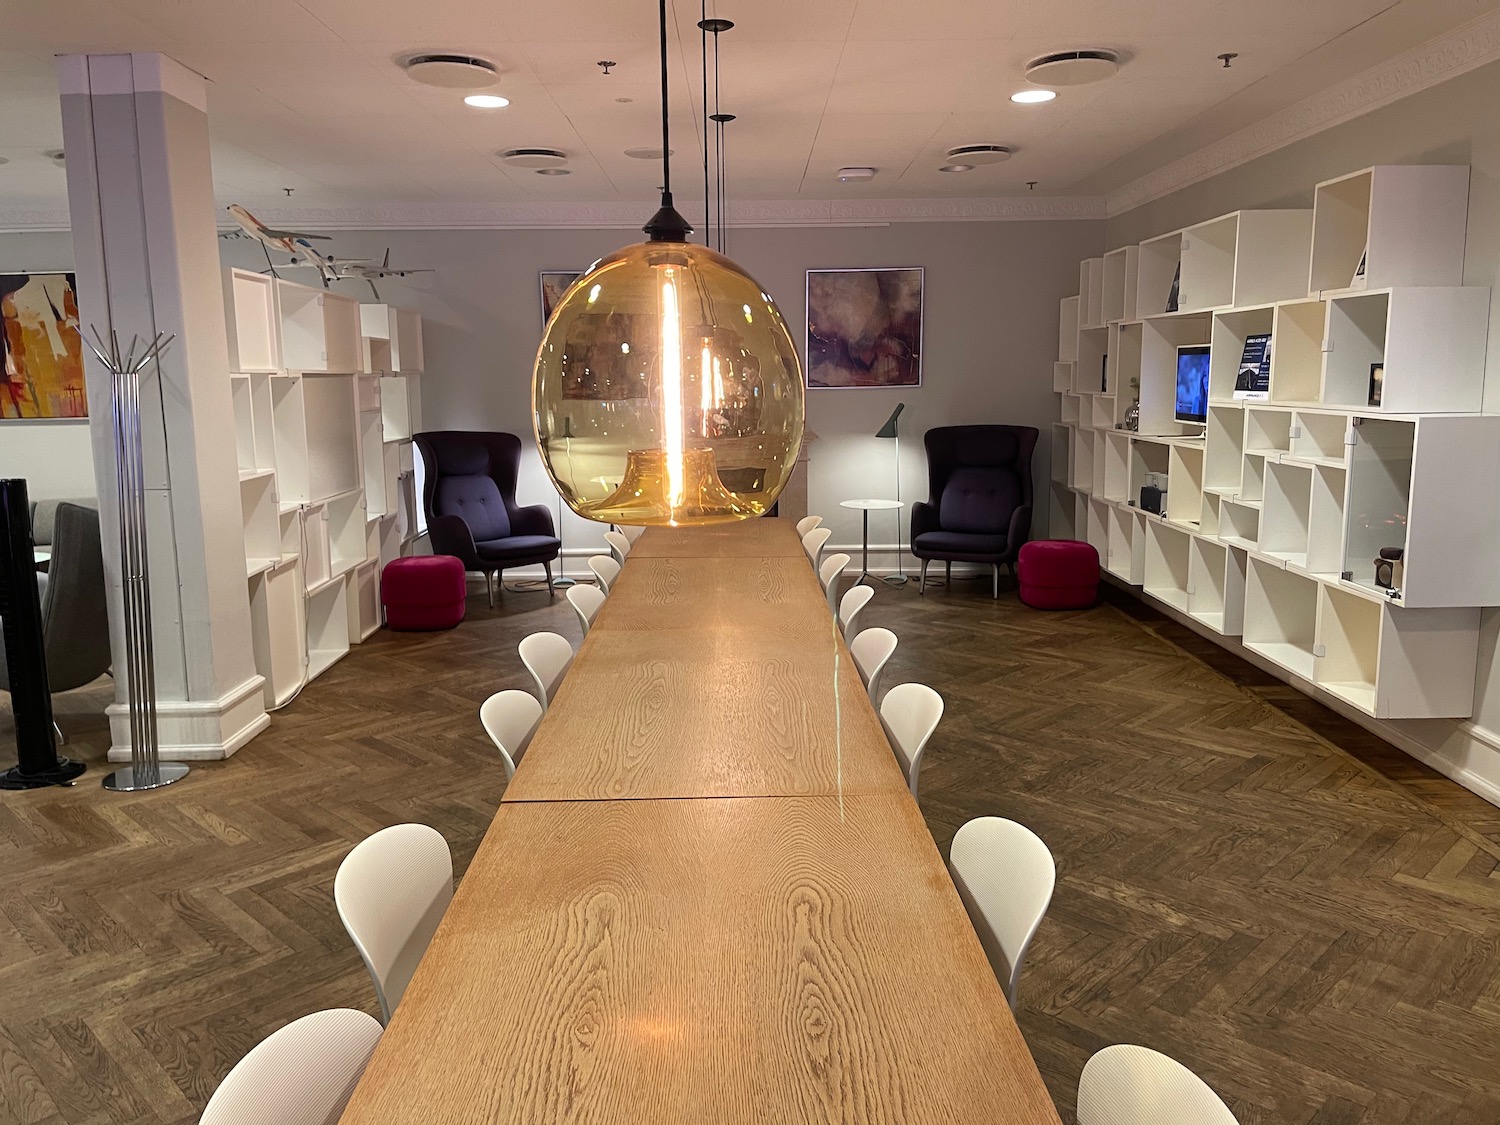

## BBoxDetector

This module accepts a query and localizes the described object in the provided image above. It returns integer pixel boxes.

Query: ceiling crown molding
[0,206,71,232]
[1106,7,1500,217]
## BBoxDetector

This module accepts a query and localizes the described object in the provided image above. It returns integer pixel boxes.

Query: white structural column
[58,53,268,761]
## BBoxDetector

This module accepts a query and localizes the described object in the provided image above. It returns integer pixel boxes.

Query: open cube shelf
[1260,460,1312,569]
[1106,505,1145,584]
[226,269,280,372]
[1180,209,1311,313]
[1269,299,1327,406]
[1204,405,1244,493]
[279,281,360,373]
[1102,432,1131,502]
[1143,520,1191,611]
[1138,314,1211,435]
[1208,307,1274,405]
[1058,296,1080,362]
[1188,537,1246,635]
[1244,558,1318,680]
[1219,498,1260,551]
[1166,442,1204,528]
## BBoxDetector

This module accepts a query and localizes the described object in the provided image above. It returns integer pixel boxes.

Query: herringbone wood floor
[3,573,1500,1124]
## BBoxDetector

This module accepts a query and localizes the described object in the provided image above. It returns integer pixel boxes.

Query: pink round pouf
[1017,540,1100,610]
[381,555,468,630]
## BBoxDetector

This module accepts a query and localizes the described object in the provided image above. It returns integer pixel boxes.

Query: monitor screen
[1175,345,1211,424]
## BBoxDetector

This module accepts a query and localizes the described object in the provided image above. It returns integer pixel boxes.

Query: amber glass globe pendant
[531,1,804,527]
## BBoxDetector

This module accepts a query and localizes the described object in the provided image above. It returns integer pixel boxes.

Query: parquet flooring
[3,570,1500,1124]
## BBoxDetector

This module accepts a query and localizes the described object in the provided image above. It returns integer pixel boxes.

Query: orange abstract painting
[1,274,87,419]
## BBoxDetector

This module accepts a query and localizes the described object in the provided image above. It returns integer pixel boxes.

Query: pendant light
[532,0,805,527]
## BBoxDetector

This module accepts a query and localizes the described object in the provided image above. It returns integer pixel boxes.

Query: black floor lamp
[876,403,908,586]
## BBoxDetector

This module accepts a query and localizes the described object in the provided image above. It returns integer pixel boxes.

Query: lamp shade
[875,403,905,439]
[533,240,804,526]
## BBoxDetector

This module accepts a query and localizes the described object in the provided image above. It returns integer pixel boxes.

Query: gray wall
[0,230,95,500]
[1108,56,1500,795]
[224,218,1103,559]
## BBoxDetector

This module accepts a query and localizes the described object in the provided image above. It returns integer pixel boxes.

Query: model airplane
[324,249,435,299]
[223,204,339,284]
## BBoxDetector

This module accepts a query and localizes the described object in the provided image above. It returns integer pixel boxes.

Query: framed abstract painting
[539,271,582,326]
[1,273,87,419]
[805,267,923,389]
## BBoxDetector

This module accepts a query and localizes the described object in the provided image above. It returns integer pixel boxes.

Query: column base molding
[106,675,269,762]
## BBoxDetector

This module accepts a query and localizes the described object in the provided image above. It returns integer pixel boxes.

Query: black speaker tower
[0,479,86,789]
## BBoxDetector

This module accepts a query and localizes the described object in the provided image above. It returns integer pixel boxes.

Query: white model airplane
[326,249,435,299]
[223,204,340,284]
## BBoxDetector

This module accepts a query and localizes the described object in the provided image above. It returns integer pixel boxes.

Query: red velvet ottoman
[1018,540,1100,610]
[381,555,468,630]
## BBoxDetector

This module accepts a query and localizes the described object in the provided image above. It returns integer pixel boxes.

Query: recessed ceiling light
[836,166,877,182]
[947,145,1012,166]
[499,147,568,168]
[939,164,974,174]
[464,93,509,108]
[1024,49,1121,86]
[401,52,500,89]
[536,168,571,176]
[624,147,671,160]
[45,149,64,165]
[615,97,634,104]
[1011,88,1056,104]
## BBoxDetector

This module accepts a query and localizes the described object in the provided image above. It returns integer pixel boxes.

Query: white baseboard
[106,674,269,762]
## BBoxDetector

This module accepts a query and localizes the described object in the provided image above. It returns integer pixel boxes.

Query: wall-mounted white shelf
[1188,536,1246,636]
[1179,210,1313,313]
[1244,557,1318,680]
[1166,443,1204,528]
[1137,229,1183,318]
[1103,245,1139,324]
[1138,314,1210,435]
[279,282,360,373]
[348,560,382,643]
[1143,519,1191,611]
[1058,296,1080,362]
[1106,504,1145,585]
[1268,298,1327,406]
[248,560,305,708]
[1080,258,1105,329]
[225,269,280,373]
[1207,306,1274,405]
[306,575,351,681]
[1309,164,1470,296]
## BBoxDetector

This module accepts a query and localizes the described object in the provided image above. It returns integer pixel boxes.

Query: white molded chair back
[819,552,850,614]
[838,583,874,639]
[568,583,608,635]
[947,816,1055,1010]
[802,526,832,567]
[334,825,453,1024]
[880,682,944,797]
[619,524,647,545]
[588,554,622,594]
[1077,1045,1240,1125]
[479,689,544,780]
[603,529,632,564]
[519,630,574,709]
[200,1008,383,1125]
[795,515,823,537]
[849,626,896,702]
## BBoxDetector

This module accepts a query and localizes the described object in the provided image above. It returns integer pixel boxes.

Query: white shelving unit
[223,269,428,712]
[1048,164,1497,721]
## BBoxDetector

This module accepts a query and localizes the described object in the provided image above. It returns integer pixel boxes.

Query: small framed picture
[539,271,581,326]
[1368,362,1385,407]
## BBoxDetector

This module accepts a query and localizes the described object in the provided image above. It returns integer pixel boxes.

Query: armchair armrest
[1004,503,1033,562]
[508,503,556,538]
[427,513,481,570]
[911,500,940,540]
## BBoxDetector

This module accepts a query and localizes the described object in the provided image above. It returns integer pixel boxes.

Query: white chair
[849,626,896,702]
[795,515,823,537]
[588,554,622,594]
[200,1008,383,1125]
[947,816,1055,1011]
[334,824,454,1024]
[568,584,607,636]
[603,529,632,565]
[479,689,544,780]
[519,630,574,709]
[838,583,874,639]
[802,526,831,568]
[619,524,647,545]
[879,682,944,797]
[819,552,850,615]
[1078,1045,1240,1125]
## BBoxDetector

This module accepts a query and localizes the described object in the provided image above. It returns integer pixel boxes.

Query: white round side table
[839,499,906,585]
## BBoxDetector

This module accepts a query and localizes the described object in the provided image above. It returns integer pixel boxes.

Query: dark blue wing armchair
[911,425,1038,598]
[414,431,561,605]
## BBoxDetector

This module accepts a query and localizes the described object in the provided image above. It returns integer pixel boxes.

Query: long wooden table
[339,519,1062,1125]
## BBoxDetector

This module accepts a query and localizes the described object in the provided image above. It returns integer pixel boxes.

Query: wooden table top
[339,516,1061,1125]
[339,795,1063,1125]
[626,516,808,559]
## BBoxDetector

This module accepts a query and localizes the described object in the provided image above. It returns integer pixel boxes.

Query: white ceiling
[0,0,1492,214]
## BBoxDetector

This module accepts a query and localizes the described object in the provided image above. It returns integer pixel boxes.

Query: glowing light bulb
[660,271,684,514]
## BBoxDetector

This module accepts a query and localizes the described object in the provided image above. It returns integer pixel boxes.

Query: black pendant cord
[644,0,692,241]
[701,1,711,250]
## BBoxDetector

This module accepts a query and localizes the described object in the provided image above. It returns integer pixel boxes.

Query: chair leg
[53,721,65,746]
[993,562,1000,599]
[919,559,929,595]
[543,560,555,597]
[485,571,495,608]
[945,561,952,585]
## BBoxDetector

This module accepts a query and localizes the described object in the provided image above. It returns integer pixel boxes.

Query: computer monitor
[1174,345,1211,425]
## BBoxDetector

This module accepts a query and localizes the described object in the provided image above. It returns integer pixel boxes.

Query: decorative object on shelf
[82,328,188,792]
[1368,362,1384,407]
[1,273,86,419]
[1100,352,1108,393]
[531,0,804,527]
[1164,261,1181,313]
[1351,245,1368,289]
[539,271,581,325]
[874,401,908,585]
[1124,376,1140,432]
[1373,546,1404,592]
[806,268,923,389]
[1234,332,1272,401]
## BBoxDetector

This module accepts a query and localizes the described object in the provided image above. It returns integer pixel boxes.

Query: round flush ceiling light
[535,168,571,176]
[946,144,1012,166]
[499,147,568,168]
[402,52,500,88]
[464,93,509,108]
[1024,49,1121,86]
[624,147,672,160]
[1011,88,1057,104]
[939,163,974,173]
[836,166,877,182]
